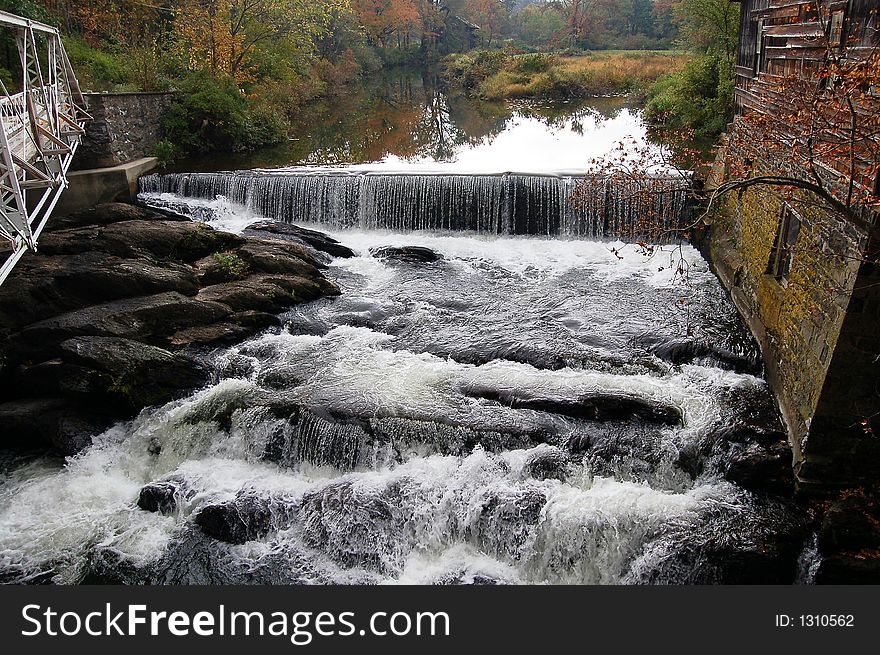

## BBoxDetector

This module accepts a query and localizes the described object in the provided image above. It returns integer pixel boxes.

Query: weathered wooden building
[706,0,879,578]
[734,1,877,110]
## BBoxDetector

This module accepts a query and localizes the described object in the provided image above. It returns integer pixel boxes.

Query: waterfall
[139,170,691,239]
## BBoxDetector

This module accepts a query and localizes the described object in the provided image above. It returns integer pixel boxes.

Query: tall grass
[446,51,689,101]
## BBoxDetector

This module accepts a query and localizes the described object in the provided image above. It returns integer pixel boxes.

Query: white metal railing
[0,10,90,285]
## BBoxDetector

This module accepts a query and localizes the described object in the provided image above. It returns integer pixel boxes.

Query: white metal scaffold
[0,10,90,285]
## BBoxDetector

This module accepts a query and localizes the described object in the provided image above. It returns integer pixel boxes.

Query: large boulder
[523,446,571,481]
[236,240,326,275]
[0,203,343,457]
[194,494,297,544]
[37,220,245,262]
[0,251,199,334]
[0,397,115,455]
[469,489,546,560]
[632,496,810,584]
[464,387,682,426]
[371,245,443,264]
[137,477,193,515]
[45,202,186,231]
[300,481,399,572]
[243,220,355,259]
[59,336,209,409]
[15,291,232,351]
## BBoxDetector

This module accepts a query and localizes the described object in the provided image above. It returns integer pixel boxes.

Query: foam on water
[0,197,802,585]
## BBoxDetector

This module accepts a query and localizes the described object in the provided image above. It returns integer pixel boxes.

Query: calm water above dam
[0,72,813,585]
[174,69,659,175]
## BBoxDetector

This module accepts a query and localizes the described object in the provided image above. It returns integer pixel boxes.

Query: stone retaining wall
[701,120,880,492]
[73,92,174,170]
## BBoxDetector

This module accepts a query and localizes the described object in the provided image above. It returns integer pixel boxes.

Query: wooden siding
[733,0,879,115]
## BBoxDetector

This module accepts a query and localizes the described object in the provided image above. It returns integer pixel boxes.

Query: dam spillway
[139,170,690,239]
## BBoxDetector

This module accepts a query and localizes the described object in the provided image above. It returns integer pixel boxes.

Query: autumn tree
[173,0,348,81]
[673,0,740,67]
[580,1,880,250]
[355,0,421,48]
[465,0,508,46]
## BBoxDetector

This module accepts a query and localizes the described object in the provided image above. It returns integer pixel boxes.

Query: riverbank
[0,203,350,457]
[444,51,688,101]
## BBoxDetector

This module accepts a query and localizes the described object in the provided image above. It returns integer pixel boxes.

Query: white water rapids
[0,196,809,584]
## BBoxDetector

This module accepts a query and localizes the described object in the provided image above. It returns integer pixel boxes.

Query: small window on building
[828,10,845,47]
[767,205,802,283]
[754,19,765,74]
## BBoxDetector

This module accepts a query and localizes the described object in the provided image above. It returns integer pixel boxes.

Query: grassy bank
[445,50,689,101]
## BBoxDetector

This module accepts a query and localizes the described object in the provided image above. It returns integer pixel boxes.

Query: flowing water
[0,73,809,585]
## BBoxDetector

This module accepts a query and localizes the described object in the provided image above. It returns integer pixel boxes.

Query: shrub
[459,52,686,101]
[163,72,287,155]
[445,50,507,90]
[511,53,555,75]
[64,37,129,89]
[212,252,249,280]
[149,139,177,170]
[644,54,734,139]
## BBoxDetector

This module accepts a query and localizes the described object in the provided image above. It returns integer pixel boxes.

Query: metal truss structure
[0,10,90,285]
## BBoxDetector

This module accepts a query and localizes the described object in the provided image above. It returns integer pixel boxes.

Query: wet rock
[263,410,369,470]
[566,433,592,454]
[0,202,342,458]
[0,251,199,334]
[229,310,281,330]
[720,441,794,495]
[818,495,880,553]
[639,334,762,374]
[81,528,332,585]
[37,219,245,263]
[369,415,542,461]
[301,481,400,573]
[815,555,880,584]
[323,296,398,329]
[524,446,571,481]
[194,494,297,545]
[633,496,810,584]
[16,292,232,351]
[697,384,794,494]
[0,398,115,455]
[45,202,183,231]
[194,274,337,319]
[197,277,294,313]
[436,572,505,585]
[469,489,546,559]
[371,245,443,264]
[137,478,190,515]
[243,221,355,258]
[78,548,149,585]
[14,359,113,399]
[237,240,326,275]
[709,385,788,445]
[466,387,682,426]
[59,336,209,409]
[168,322,253,348]
[573,422,695,491]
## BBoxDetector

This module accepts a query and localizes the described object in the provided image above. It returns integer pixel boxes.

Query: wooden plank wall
[731,0,879,195]
[734,0,878,115]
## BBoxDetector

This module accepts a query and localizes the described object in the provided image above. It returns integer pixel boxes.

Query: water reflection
[175,69,655,174]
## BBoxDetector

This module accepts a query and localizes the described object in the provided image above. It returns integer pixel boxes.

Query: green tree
[673,0,739,66]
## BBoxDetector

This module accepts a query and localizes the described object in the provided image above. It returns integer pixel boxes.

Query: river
[0,70,812,585]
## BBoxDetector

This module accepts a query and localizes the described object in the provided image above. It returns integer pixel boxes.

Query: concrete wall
[73,92,174,170]
[702,121,879,493]
[55,158,158,217]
